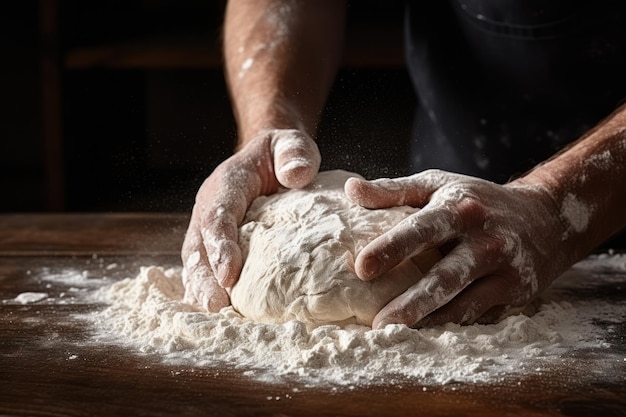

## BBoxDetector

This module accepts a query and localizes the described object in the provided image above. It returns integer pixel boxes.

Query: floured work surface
[0,214,625,417]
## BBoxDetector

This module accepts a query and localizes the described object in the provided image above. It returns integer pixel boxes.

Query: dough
[230,170,438,328]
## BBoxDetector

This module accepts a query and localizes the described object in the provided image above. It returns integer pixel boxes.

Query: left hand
[181,129,320,312]
[344,169,569,329]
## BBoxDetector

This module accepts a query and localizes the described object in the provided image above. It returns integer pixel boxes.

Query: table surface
[1,213,625,417]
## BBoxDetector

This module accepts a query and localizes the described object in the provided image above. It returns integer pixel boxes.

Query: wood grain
[0,213,188,255]
[0,214,624,417]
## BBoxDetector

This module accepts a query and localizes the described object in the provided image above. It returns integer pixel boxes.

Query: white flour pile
[86,253,626,386]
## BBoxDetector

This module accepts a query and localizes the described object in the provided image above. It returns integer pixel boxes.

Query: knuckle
[420,168,446,178]
[451,193,486,229]
[272,130,308,152]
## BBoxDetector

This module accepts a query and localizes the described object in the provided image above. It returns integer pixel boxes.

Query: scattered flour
[237,57,254,79]
[3,266,113,306]
[13,292,48,304]
[560,193,592,235]
[86,254,626,386]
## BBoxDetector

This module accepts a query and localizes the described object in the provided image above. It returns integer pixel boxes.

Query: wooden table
[1,213,625,417]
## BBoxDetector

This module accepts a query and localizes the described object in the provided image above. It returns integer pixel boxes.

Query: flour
[561,193,592,235]
[86,253,626,387]
[13,292,48,304]
[234,0,294,80]
[2,267,110,306]
[587,149,613,171]
[237,57,254,79]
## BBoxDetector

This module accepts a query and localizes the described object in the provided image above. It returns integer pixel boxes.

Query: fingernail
[361,256,381,280]
[374,317,392,329]
[216,262,238,289]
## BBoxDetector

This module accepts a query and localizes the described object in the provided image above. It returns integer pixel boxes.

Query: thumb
[271,129,321,189]
[345,170,450,209]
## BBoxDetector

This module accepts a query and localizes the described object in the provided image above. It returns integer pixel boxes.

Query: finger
[181,215,230,312]
[372,243,490,329]
[197,167,260,288]
[182,261,230,312]
[345,176,430,209]
[202,224,243,289]
[414,274,514,327]
[355,201,482,281]
[344,169,453,209]
[271,129,321,189]
[200,204,243,289]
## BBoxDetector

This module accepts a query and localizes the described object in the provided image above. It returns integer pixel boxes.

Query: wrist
[508,170,590,267]
[510,161,613,265]
[235,95,313,149]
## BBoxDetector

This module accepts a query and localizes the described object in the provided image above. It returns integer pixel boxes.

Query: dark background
[1,0,414,213]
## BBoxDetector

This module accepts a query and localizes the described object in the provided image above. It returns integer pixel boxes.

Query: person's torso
[405,0,626,181]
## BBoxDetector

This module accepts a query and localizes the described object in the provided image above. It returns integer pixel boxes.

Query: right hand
[344,170,569,329]
[181,129,321,312]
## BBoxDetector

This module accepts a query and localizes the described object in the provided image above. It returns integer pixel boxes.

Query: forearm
[224,0,347,146]
[514,104,626,262]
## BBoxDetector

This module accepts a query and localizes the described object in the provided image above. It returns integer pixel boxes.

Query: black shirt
[405,0,626,182]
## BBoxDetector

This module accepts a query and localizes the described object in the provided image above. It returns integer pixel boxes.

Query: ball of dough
[230,170,438,328]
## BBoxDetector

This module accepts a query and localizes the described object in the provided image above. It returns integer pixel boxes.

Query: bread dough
[230,170,438,328]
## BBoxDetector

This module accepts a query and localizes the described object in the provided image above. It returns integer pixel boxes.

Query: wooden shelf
[65,32,222,69]
[64,26,404,70]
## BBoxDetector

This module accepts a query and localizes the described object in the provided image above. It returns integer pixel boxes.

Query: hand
[181,129,321,311]
[344,169,569,329]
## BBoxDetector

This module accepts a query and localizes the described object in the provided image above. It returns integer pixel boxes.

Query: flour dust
[68,253,626,387]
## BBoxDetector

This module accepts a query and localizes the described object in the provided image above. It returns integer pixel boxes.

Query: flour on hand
[229,170,439,328]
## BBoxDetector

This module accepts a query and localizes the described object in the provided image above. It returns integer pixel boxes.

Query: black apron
[405,0,626,183]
